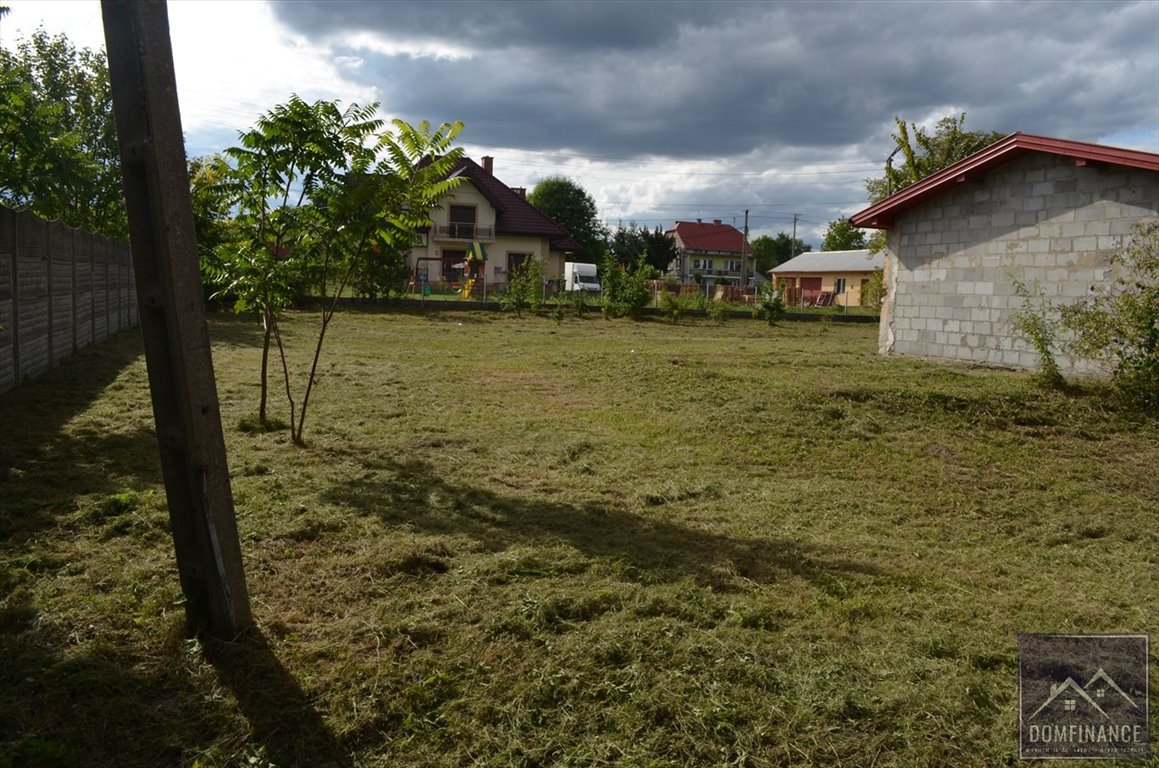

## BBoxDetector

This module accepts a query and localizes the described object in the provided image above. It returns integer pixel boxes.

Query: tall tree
[751,233,811,274]
[866,113,1004,204]
[527,176,608,263]
[0,28,125,238]
[864,113,1004,253]
[610,222,679,273]
[821,217,867,251]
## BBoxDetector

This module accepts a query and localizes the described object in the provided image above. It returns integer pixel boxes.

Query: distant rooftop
[667,220,748,253]
[769,249,881,274]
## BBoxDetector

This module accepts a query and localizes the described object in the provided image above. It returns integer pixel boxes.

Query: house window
[726,260,742,271]
[693,258,713,271]
[507,252,531,275]
[834,278,847,295]
[448,205,476,239]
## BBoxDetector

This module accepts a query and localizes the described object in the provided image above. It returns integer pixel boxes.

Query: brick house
[666,219,752,286]
[850,133,1159,375]
[407,156,579,291]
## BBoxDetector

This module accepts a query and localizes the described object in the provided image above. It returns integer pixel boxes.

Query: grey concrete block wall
[0,208,137,393]
[880,153,1159,376]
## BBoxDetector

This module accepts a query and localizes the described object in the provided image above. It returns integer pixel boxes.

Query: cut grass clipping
[2,310,1156,767]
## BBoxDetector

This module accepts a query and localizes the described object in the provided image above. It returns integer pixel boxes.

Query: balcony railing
[436,223,494,241]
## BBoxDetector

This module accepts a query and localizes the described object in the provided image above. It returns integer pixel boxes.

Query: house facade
[769,249,882,307]
[850,133,1159,375]
[666,220,752,286]
[407,156,579,290]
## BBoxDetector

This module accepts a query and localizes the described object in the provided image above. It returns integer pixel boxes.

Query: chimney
[713,219,722,225]
[482,156,494,175]
[512,186,526,199]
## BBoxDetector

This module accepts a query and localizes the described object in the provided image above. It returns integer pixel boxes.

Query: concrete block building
[851,134,1159,375]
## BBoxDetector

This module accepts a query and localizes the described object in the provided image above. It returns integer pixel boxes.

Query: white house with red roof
[665,219,752,286]
[407,156,579,292]
[850,133,1159,374]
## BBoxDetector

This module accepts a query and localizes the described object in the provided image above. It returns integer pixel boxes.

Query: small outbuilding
[769,249,882,307]
[851,133,1159,375]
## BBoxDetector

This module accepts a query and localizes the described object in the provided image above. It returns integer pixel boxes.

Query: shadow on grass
[0,609,349,767]
[323,457,884,590]
[205,310,268,348]
[206,629,352,768]
[0,611,215,767]
[0,331,163,540]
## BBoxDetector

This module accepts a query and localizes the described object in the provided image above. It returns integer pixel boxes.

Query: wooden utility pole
[101,0,252,638]
[742,209,749,290]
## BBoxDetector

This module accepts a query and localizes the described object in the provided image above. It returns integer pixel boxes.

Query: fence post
[11,212,21,385]
[102,0,252,638]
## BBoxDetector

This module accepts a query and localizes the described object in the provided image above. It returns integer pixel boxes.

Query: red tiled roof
[666,220,749,253]
[446,157,580,252]
[851,132,1159,229]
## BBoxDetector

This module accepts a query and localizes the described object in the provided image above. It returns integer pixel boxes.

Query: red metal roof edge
[850,132,1159,229]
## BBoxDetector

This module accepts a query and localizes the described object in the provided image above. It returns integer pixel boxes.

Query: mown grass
[1,309,1156,767]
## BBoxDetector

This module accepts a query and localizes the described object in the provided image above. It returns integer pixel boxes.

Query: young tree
[216,96,464,441]
[821,217,867,251]
[0,28,126,238]
[528,176,608,263]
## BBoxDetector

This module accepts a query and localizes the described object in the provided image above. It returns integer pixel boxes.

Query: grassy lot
[1,310,1155,767]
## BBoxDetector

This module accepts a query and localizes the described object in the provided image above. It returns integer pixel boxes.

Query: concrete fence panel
[0,207,136,393]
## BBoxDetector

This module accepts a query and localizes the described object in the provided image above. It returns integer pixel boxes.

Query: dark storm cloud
[269,0,1155,236]
[274,0,1159,160]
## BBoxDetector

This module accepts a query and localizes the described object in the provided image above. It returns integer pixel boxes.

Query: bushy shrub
[601,254,652,319]
[1011,277,1066,389]
[861,268,884,310]
[1060,221,1159,411]
[499,257,544,316]
[752,283,785,325]
[659,292,687,323]
[707,299,729,324]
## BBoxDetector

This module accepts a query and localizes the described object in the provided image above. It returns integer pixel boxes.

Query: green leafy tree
[528,176,608,263]
[216,95,463,441]
[865,113,1004,254]
[0,28,125,238]
[821,217,867,251]
[865,114,1005,203]
[188,153,236,294]
[610,222,679,273]
[750,233,811,274]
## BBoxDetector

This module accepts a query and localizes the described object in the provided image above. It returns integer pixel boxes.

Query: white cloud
[4,0,379,147]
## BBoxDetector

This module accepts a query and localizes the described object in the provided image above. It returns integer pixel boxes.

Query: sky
[4,0,1159,246]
